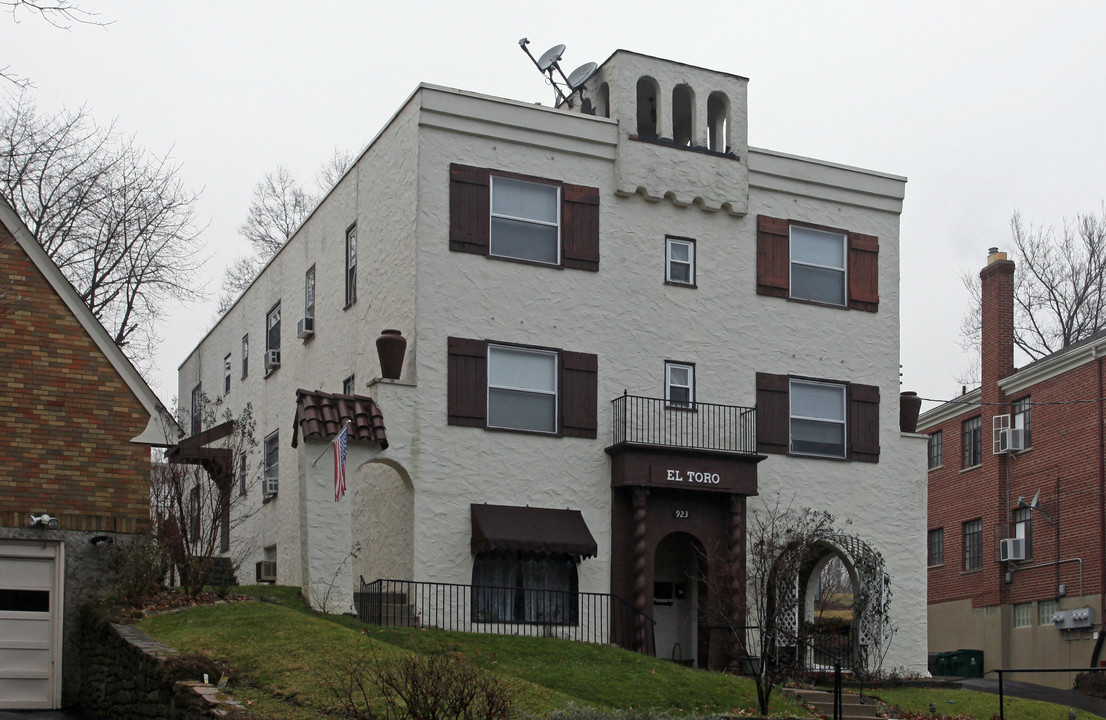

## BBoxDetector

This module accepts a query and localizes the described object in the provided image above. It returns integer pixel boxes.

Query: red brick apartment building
[919,248,1106,688]
[0,195,173,709]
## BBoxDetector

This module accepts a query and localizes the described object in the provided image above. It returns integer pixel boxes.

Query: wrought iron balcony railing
[610,393,757,454]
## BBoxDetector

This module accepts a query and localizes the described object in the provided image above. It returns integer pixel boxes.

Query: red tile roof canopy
[292,389,388,449]
[470,504,598,559]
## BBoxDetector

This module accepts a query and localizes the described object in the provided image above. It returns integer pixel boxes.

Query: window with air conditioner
[265,302,281,374]
[263,430,279,497]
[1000,537,1026,562]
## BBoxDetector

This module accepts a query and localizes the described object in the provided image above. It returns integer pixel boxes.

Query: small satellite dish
[1030,489,1041,509]
[566,62,598,90]
[538,44,566,71]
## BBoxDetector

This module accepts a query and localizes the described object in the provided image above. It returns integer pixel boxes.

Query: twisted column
[632,488,649,650]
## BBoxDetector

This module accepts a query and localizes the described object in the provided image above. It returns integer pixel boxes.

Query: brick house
[920,248,1106,687]
[0,195,174,709]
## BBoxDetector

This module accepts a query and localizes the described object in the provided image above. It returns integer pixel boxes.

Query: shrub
[1074,670,1106,698]
[108,534,168,605]
[330,651,516,720]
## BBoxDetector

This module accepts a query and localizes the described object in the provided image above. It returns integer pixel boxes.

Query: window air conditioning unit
[265,349,281,370]
[297,316,314,339]
[998,428,1025,453]
[1000,537,1026,562]
[255,560,277,583]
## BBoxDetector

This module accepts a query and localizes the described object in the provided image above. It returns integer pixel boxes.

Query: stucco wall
[177,96,422,590]
[179,60,926,674]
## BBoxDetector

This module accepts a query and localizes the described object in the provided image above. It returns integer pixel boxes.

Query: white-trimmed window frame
[489,175,561,265]
[486,344,559,434]
[1014,602,1033,628]
[343,375,356,396]
[345,224,357,307]
[223,354,232,395]
[789,379,847,458]
[263,430,279,497]
[665,361,695,408]
[305,264,316,320]
[665,236,695,286]
[241,334,249,378]
[790,225,847,306]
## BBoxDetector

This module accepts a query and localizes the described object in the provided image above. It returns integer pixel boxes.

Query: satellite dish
[566,62,598,90]
[537,44,566,71]
[1030,489,1041,509]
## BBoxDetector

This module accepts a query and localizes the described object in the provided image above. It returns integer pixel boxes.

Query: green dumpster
[935,651,955,677]
[949,649,984,678]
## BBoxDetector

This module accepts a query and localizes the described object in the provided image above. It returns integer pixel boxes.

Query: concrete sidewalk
[957,677,1106,718]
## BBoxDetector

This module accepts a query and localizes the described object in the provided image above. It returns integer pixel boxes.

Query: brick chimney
[980,246,1016,396]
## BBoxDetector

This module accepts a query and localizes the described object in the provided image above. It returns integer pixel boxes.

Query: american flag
[333,425,348,502]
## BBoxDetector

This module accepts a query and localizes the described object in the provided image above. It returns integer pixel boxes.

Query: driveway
[958,677,1106,718]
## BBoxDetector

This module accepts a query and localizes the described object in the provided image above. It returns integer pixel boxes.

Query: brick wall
[0,222,151,532]
[926,359,1106,609]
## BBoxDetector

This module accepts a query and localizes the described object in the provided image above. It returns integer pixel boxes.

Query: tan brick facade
[0,222,151,533]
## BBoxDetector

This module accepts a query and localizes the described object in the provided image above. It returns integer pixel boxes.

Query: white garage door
[0,542,63,709]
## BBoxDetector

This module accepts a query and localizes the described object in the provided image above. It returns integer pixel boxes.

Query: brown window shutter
[561,350,598,438]
[756,372,789,454]
[447,337,487,427]
[848,232,879,312]
[562,183,600,271]
[449,164,491,255]
[756,215,790,298]
[848,382,880,462]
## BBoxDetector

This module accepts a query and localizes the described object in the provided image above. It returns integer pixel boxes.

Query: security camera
[29,514,59,529]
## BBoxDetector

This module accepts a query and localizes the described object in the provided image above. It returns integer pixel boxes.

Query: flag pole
[311,420,351,466]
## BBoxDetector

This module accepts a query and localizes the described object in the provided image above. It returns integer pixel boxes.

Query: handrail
[358,577,655,657]
[610,393,757,453]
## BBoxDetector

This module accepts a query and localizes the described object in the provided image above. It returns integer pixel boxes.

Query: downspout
[1092,353,1106,667]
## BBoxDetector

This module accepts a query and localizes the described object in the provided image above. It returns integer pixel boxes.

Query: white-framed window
[789,379,846,457]
[223,354,232,395]
[190,383,203,437]
[790,225,847,306]
[1014,602,1033,628]
[345,224,357,307]
[343,375,356,395]
[266,303,281,353]
[487,344,558,433]
[1039,599,1059,626]
[305,264,316,319]
[490,176,560,265]
[238,452,247,497]
[665,236,695,285]
[263,431,279,497]
[665,361,694,407]
[1013,396,1032,448]
[241,334,249,378]
[1014,506,1033,558]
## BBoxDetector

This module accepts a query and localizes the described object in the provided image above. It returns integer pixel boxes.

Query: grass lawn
[869,685,1106,720]
[139,585,806,719]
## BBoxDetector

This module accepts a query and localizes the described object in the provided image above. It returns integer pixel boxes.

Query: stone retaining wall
[80,608,241,719]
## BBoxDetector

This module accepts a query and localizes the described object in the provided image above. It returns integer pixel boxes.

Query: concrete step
[785,687,883,719]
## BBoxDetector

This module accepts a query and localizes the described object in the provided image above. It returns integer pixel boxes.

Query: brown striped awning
[291,389,388,449]
[470,504,597,559]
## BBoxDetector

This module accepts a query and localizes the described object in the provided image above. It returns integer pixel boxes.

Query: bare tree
[2,1,107,88]
[218,149,352,312]
[317,146,353,191]
[0,95,207,368]
[960,206,1106,362]
[699,497,842,715]
[153,395,260,595]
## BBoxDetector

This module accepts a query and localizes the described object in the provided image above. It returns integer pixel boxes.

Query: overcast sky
[6,0,1105,410]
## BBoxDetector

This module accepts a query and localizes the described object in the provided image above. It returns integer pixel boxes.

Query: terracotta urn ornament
[900,391,922,433]
[376,329,407,380]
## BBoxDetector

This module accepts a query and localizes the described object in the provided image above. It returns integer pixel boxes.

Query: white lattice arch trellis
[775,533,887,651]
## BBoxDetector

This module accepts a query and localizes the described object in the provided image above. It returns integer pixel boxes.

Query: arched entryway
[352,458,414,584]
[653,532,705,666]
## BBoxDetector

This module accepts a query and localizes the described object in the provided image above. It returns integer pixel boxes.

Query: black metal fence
[358,577,655,656]
[610,393,757,453]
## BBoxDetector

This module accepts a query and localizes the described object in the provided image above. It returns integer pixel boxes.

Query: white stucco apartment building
[179,50,928,673]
